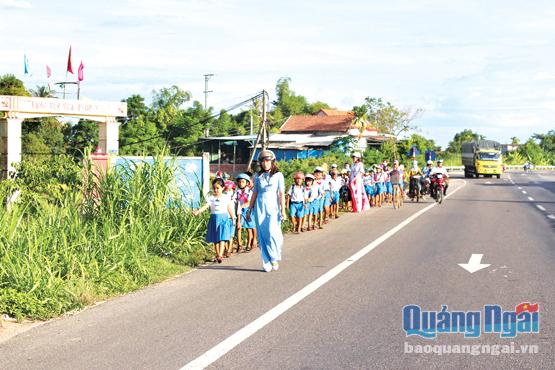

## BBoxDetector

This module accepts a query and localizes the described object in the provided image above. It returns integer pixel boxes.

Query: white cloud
[0,0,32,9]
[533,71,555,81]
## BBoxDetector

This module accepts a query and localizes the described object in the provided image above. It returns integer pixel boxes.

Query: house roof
[279,114,355,133]
[317,109,353,117]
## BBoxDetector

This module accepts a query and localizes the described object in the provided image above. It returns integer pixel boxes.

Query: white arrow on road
[458,254,491,273]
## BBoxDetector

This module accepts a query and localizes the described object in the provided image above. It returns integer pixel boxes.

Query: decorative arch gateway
[0,95,127,179]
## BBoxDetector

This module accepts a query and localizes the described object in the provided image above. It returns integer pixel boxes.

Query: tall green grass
[0,155,211,321]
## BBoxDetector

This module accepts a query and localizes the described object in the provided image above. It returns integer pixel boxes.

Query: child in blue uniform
[304,174,319,231]
[329,169,342,219]
[193,178,236,263]
[234,173,256,252]
[287,171,307,234]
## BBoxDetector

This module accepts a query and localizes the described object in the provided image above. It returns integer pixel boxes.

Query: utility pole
[203,73,214,137]
[246,90,268,172]
[261,90,268,150]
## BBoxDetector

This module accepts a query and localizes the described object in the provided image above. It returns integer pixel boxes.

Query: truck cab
[462,140,503,178]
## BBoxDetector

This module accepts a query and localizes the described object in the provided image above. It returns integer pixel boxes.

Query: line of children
[196,159,434,263]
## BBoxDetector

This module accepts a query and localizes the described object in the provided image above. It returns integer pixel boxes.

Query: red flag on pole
[67,46,73,74]
[46,65,52,78]
[78,61,84,81]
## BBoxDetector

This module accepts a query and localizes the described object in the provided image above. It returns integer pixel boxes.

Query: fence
[445,165,555,172]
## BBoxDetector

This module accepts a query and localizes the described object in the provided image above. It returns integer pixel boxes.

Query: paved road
[1,173,554,369]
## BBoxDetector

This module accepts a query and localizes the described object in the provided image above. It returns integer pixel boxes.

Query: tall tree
[446,129,485,153]
[271,77,311,125]
[0,74,30,96]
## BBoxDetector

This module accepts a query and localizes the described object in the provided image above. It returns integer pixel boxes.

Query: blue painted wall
[113,156,205,208]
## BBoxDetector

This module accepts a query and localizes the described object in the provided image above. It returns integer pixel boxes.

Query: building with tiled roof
[279,108,378,137]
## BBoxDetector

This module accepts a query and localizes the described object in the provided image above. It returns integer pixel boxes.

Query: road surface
[1,172,554,369]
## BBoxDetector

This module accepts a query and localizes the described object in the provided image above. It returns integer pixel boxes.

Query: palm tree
[30,85,54,98]
[352,105,369,139]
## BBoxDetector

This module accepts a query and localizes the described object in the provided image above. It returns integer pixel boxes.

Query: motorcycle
[408,175,421,202]
[430,173,445,204]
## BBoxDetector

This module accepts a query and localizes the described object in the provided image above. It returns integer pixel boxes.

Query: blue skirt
[239,207,255,229]
[206,213,234,243]
[376,183,384,194]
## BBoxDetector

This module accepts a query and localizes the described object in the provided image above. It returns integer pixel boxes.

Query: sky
[1,0,555,148]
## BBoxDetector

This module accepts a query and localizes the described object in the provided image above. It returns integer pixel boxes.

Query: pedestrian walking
[247,150,287,272]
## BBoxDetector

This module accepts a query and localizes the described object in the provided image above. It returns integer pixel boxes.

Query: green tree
[22,117,65,157]
[362,97,421,159]
[271,77,311,125]
[446,129,485,153]
[64,119,99,159]
[30,85,54,98]
[0,74,30,96]
[510,136,520,146]
[118,94,164,155]
[308,101,333,114]
[532,130,555,153]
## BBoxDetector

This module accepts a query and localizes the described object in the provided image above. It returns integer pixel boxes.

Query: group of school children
[193,156,426,265]
[286,164,343,233]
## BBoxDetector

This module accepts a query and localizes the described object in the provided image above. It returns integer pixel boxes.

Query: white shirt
[431,166,449,176]
[288,185,306,202]
[363,175,374,186]
[306,184,320,202]
[207,194,232,214]
[233,188,252,208]
[330,177,342,192]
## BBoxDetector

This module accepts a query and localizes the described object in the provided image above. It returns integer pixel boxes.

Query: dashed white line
[528,197,535,201]
[522,190,527,194]
[536,205,546,212]
[548,215,555,220]
[518,187,522,190]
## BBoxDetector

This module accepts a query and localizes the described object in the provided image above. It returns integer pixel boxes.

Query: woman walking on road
[247,150,287,272]
[349,152,370,212]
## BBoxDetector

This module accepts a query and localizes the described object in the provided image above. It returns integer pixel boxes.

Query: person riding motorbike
[431,159,449,195]
[420,160,433,195]
[407,160,423,198]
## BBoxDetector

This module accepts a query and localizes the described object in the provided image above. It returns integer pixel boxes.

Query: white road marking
[518,187,522,190]
[528,197,535,201]
[536,205,546,212]
[181,183,467,369]
[548,215,555,220]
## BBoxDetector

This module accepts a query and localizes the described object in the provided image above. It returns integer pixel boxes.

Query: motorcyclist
[431,159,449,195]
[420,160,433,195]
[407,160,423,197]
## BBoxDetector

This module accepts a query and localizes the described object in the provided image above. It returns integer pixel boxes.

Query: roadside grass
[0,155,211,321]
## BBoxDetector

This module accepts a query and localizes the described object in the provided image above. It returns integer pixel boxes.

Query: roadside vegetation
[0,155,211,321]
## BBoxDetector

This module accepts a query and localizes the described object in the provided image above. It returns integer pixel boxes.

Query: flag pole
[77,81,80,100]
[63,71,67,99]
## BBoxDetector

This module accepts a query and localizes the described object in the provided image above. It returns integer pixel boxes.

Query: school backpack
[390,169,401,184]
